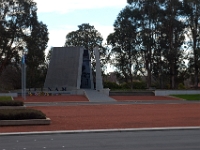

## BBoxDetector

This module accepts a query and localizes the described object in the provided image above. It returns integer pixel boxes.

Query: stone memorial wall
[44,47,84,90]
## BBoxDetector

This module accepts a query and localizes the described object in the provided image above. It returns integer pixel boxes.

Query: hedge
[0,100,24,106]
[0,109,46,120]
[104,81,146,89]
[104,81,122,89]
[120,82,145,89]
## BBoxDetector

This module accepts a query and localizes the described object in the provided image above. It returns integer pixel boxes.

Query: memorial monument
[44,46,103,93]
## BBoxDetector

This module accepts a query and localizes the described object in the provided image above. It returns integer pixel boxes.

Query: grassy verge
[172,94,200,100]
[0,109,46,120]
[0,96,12,101]
[0,96,23,106]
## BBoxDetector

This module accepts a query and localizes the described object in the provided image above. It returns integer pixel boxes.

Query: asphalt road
[1,130,200,150]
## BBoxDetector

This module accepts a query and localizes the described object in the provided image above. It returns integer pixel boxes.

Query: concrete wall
[44,47,83,90]
[109,91,154,96]
[155,90,200,96]
[0,93,18,97]
[41,89,84,95]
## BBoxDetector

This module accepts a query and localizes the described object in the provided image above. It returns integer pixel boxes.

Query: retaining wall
[0,93,18,97]
[109,91,154,96]
[155,90,200,96]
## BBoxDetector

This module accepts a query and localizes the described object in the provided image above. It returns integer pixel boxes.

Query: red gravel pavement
[1,103,200,133]
[14,95,89,102]
[111,96,181,101]
[0,95,199,133]
[14,95,181,103]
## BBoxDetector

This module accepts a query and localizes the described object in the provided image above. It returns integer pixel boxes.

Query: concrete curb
[1,126,200,136]
[0,118,51,126]
[0,106,26,110]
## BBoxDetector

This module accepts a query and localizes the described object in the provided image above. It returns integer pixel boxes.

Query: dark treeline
[0,0,48,90]
[107,0,200,89]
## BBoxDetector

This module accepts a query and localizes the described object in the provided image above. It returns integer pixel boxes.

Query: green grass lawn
[0,96,12,101]
[172,94,200,100]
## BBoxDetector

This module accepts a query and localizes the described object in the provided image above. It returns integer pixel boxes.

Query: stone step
[84,89,115,102]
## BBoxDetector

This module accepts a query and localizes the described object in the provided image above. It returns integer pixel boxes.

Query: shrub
[0,100,24,106]
[132,81,146,89]
[178,83,186,89]
[40,91,45,96]
[0,109,46,120]
[121,81,146,89]
[104,81,147,90]
[104,81,122,89]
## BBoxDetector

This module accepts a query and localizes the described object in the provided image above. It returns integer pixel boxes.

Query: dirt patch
[1,103,200,133]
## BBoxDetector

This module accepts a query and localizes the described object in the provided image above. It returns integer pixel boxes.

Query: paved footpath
[1,95,200,135]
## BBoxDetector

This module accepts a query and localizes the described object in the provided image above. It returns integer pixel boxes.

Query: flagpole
[21,51,26,100]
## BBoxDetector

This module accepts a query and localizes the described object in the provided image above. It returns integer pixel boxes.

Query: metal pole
[21,52,26,100]
[24,56,26,100]
[21,58,23,99]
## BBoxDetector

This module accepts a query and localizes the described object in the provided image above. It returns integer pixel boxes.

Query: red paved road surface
[15,95,89,102]
[0,96,199,133]
[111,96,181,101]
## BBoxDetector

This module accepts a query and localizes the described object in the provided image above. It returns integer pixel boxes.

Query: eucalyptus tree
[122,0,164,88]
[65,23,104,50]
[138,1,162,88]
[107,6,143,88]
[160,0,185,89]
[0,0,38,74]
[26,20,49,88]
[64,23,108,74]
[183,0,200,88]
[107,0,190,89]
[108,1,159,88]
[151,12,168,88]
[0,64,21,89]
[0,0,49,89]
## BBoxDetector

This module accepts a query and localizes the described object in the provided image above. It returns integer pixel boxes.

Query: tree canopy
[107,0,200,89]
[0,0,49,89]
[64,23,108,72]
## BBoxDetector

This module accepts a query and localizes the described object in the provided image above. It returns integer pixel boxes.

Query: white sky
[36,0,127,13]
[34,0,127,54]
